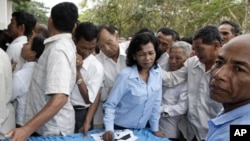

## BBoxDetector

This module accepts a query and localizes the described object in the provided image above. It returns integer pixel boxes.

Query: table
[1,128,170,141]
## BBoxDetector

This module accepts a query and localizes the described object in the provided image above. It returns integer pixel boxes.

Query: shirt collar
[192,56,211,73]
[44,33,72,45]
[81,54,93,70]
[210,103,250,126]
[22,62,36,68]
[129,64,160,79]
[11,36,27,44]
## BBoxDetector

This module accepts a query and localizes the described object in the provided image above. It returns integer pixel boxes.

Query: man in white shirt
[71,22,104,134]
[11,33,47,127]
[95,24,129,127]
[6,11,36,72]
[0,48,15,139]
[160,41,192,140]
[157,27,180,70]
[162,25,223,141]
[5,2,78,140]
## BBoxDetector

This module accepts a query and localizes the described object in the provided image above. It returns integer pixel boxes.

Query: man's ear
[19,24,25,35]
[115,32,120,42]
[30,51,37,61]
[214,40,221,50]
[48,17,53,29]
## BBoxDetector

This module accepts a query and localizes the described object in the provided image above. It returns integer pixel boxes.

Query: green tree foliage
[12,0,49,24]
[79,0,248,38]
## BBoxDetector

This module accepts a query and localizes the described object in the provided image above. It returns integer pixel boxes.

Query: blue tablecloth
[1,129,170,141]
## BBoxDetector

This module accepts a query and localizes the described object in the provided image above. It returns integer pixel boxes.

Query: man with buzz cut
[206,33,250,141]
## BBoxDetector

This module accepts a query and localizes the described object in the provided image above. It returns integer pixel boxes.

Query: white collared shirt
[162,56,222,141]
[159,81,188,138]
[157,52,169,70]
[95,42,128,102]
[25,33,76,136]
[71,54,104,107]
[0,49,15,139]
[12,62,35,126]
[6,36,27,72]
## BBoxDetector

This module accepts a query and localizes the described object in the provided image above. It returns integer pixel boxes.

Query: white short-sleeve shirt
[25,33,76,136]
[71,54,104,107]
[6,36,27,72]
[12,62,35,126]
[95,42,128,102]
[0,49,15,139]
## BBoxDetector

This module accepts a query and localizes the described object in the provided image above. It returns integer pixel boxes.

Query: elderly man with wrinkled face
[206,33,250,141]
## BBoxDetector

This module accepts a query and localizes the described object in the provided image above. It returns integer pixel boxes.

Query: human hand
[76,53,83,71]
[11,59,17,72]
[108,87,112,94]
[79,122,91,137]
[5,126,31,141]
[103,131,113,141]
[153,131,166,138]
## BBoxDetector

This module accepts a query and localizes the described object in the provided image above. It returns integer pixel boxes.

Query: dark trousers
[74,107,92,133]
[114,124,128,130]
[114,120,151,130]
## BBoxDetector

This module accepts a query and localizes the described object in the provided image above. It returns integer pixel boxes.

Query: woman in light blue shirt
[103,32,165,141]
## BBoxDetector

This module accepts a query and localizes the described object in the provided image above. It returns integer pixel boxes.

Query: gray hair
[170,41,192,57]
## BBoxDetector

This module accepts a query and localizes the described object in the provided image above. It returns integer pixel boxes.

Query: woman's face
[134,42,156,70]
[21,37,35,61]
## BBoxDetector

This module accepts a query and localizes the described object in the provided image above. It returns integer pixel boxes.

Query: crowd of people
[1,2,250,141]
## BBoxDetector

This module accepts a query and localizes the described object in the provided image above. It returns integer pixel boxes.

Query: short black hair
[31,35,46,59]
[0,29,12,51]
[193,25,221,45]
[157,27,180,41]
[97,24,117,41]
[180,36,193,45]
[12,11,37,37]
[126,32,160,69]
[51,2,78,32]
[219,20,241,35]
[134,28,155,36]
[74,22,97,43]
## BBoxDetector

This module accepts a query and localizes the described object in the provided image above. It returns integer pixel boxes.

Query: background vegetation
[13,0,250,38]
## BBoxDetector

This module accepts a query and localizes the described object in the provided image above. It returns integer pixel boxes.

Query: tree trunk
[242,0,250,33]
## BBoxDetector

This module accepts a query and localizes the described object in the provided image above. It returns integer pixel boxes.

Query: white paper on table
[90,129,138,141]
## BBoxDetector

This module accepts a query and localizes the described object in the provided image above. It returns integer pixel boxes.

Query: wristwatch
[76,78,83,85]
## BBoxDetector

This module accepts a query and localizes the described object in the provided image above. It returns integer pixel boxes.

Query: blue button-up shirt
[205,103,250,141]
[103,64,162,132]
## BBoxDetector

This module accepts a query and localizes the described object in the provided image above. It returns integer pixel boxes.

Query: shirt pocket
[151,85,161,94]
[123,87,147,105]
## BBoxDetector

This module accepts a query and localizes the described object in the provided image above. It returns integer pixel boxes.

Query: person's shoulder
[233,112,250,124]
[0,48,10,64]
[117,66,134,78]
[86,54,103,71]
[120,66,132,74]
[186,56,199,63]
[0,48,8,57]
[184,56,200,68]
[95,52,105,60]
